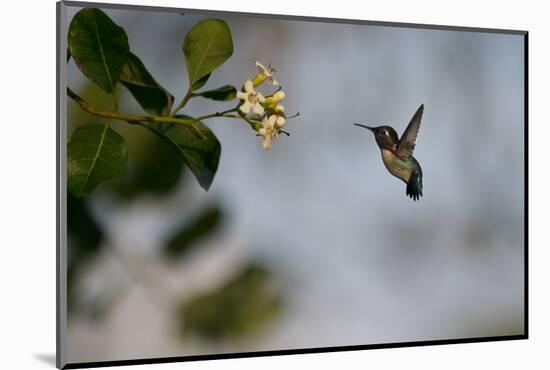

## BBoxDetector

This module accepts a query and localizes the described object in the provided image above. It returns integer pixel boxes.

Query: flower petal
[274,91,285,101]
[276,116,286,128]
[252,103,265,115]
[268,115,277,127]
[256,61,266,72]
[240,101,252,114]
[244,80,254,92]
[275,104,285,113]
[262,136,271,149]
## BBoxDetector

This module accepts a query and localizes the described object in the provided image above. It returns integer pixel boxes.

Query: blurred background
[64,5,525,364]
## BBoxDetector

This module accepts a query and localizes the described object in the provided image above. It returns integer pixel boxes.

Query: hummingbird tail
[406,171,423,201]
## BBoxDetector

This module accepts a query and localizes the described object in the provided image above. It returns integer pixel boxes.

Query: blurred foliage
[178,263,283,341]
[110,129,185,200]
[163,205,225,257]
[67,194,104,313]
[65,11,286,341]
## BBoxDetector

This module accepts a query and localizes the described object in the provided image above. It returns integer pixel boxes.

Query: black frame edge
[56,2,61,368]
[62,335,527,369]
[523,32,529,338]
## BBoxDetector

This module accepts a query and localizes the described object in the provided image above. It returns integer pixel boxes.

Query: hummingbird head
[353,124,399,150]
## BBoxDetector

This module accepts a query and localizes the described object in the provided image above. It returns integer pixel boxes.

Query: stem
[239,114,261,129]
[67,87,206,141]
[111,92,119,113]
[171,88,193,116]
[217,114,241,119]
[195,107,239,121]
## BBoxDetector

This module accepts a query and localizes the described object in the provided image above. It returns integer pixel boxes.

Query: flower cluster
[237,62,289,149]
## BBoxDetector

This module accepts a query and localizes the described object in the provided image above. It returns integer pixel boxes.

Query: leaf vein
[81,125,109,192]
[91,10,115,92]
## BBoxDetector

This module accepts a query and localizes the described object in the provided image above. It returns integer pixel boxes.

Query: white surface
[0,0,546,369]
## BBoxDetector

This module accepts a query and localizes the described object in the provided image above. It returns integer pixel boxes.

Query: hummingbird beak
[352,123,375,133]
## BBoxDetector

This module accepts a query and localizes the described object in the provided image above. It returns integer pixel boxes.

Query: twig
[66,87,207,141]
[195,107,239,121]
[171,87,193,116]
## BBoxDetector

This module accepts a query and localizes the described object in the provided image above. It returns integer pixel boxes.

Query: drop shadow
[34,353,56,367]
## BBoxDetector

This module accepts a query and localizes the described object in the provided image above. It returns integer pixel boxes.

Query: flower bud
[251,73,266,87]
[253,61,279,87]
[273,91,285,101]
[262,92,286,111]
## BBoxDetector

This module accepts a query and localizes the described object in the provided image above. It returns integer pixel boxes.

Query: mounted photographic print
[56,1,528,368]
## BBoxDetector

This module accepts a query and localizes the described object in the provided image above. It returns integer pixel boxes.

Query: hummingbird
[353,104,424,201]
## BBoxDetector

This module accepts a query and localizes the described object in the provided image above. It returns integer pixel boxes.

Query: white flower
[273,104,286,127]
[272,91,285,101]
[255,61,279,86]
[263,91,285,111]
[274,104,285,114]
[237,80,265,115]
[275,116,286,128]
[258,115,278,149]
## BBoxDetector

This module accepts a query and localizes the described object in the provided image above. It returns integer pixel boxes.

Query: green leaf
[68,124,128,197]
[119,53,174,115]
[193,85,236,101]
[145,117,220,191]
[183,19,233,88]
[163,205,224,257]
[68,8,129,93]
[191,73,211,91]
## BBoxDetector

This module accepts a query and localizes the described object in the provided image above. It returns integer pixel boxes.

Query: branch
[171,87,193,116]
[195,107,239,121]
[66,87,207,141]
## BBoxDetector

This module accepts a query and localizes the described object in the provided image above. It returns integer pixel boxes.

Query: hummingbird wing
[397,104,424,157]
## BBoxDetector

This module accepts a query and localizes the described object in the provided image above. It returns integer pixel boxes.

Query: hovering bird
[353,104,425,201]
